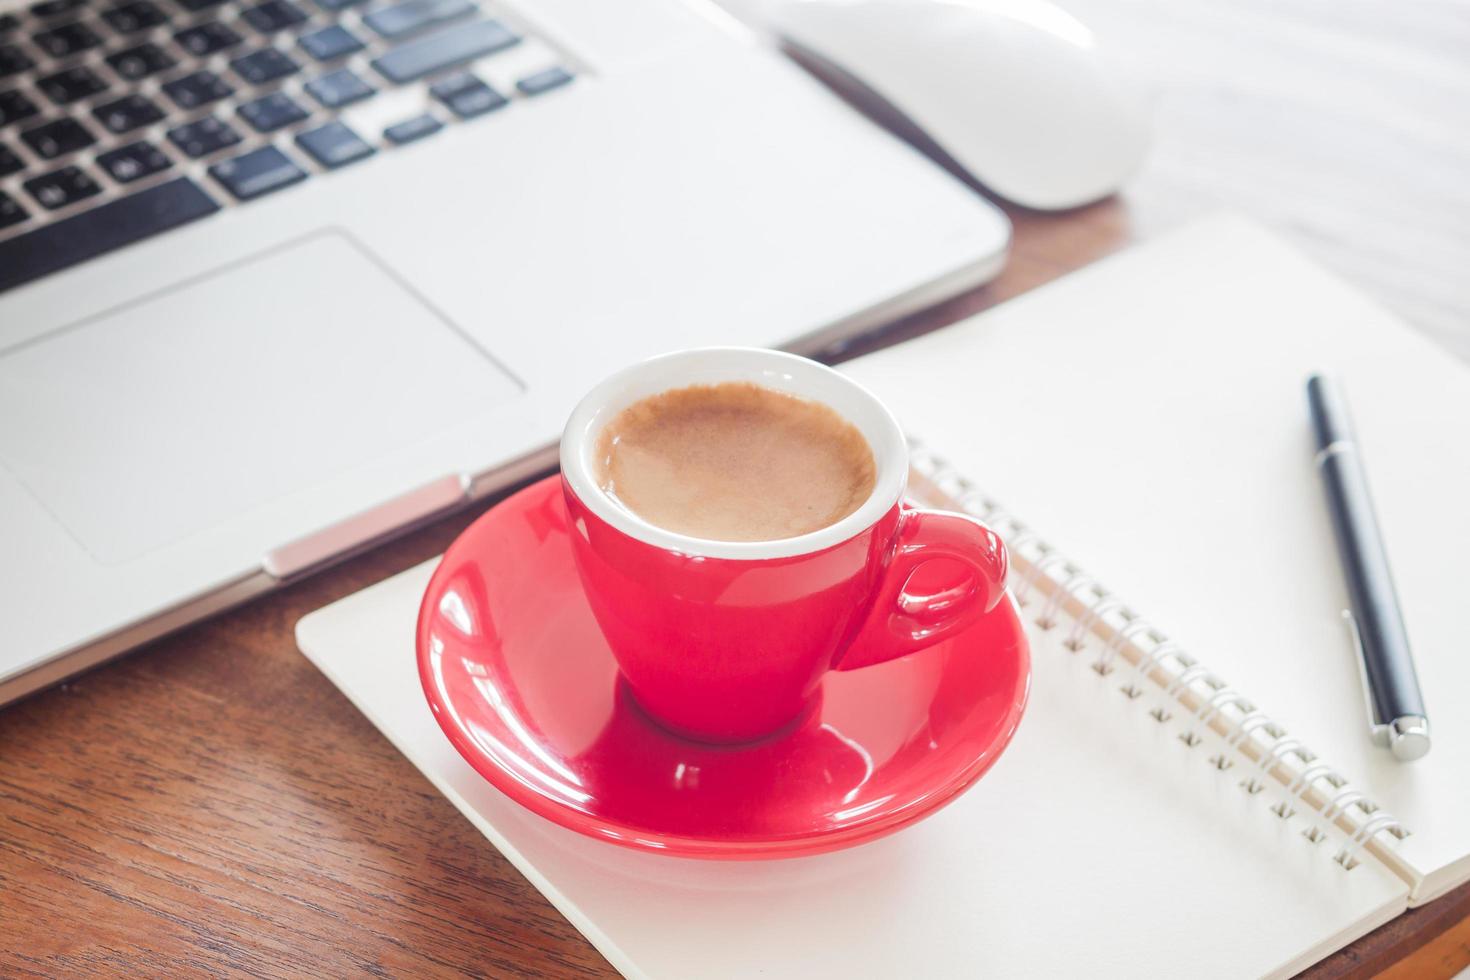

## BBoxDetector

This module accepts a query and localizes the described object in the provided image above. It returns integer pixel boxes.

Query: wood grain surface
[3,0,1468,976]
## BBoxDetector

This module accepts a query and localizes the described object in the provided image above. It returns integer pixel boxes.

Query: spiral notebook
[295,215,1470,978]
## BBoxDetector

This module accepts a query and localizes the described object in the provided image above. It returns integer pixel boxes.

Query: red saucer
[417,475,1031,859]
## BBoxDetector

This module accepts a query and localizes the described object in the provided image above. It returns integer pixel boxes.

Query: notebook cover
[294,215,1445,975]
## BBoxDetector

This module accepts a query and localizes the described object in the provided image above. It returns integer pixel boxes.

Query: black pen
[1307,373,1429,761]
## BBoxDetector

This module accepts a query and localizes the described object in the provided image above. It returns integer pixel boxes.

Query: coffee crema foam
[594,381,877,543]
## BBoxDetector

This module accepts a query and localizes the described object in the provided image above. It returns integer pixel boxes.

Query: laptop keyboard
[0,0,574,291]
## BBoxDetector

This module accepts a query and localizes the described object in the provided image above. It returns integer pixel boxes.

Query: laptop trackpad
[0,231,522,564]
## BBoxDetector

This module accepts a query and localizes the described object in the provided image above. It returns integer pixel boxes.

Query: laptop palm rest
[0,230,522,564]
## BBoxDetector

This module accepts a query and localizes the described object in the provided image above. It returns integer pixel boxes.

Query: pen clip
[1341,609,1391,747]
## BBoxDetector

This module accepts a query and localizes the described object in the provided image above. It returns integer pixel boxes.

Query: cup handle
[834,509,1009,672]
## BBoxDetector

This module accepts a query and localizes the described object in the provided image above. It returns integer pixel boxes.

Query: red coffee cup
[561,348,1009,744]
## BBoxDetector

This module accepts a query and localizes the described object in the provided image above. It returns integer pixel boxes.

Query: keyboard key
[0,189,27,229]
[101,0,166,33]
[106,41,176,79]
[175,0,227,11]
[363,0,471,40]
[382,111,439,145]
[31,0,87,18]
[0,14,20,33]
[237,90,306,131]
[241,0,307,33]
[96,138,169,182]
[429,70,503,119]
[166,114,239,156]
[33,20,104,58]
[91,92,163,133]
[298,23,361,61]
[295,119,372,168]
[173,21,241,57]
[304,67,372,107]
[313,0,364,10]
[516,65,572,97]
[162,69,233,109]
[0,177,218,292]
[208,143,305,200]
[37,65,109,105]
[370,18,517,84]
[0,44,33,78]
[0,141,24,176]
[20,116,95,158]
[0,88,40,126]
[230,46,299,84]
[24,163,101,209]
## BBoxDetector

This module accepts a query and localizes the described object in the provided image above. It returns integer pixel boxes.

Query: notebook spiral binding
[907,443,1410,871]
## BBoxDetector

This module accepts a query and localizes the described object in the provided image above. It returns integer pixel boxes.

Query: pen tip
[1390,718,1432,762]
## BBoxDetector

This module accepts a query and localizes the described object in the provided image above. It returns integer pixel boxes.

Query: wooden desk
[3,0,1467,975]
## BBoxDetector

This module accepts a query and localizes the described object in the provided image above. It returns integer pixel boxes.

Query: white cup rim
[560,347,909,560]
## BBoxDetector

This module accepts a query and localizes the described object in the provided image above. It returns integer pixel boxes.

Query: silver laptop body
[0,0,1009,702]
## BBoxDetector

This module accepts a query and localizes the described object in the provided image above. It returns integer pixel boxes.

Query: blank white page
[841,214,1470,903]
[297,555,1405,979]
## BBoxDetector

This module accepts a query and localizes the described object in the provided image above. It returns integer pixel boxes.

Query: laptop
[0,0,1010,703]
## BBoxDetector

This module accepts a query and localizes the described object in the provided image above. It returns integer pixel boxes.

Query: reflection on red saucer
[417,475,1030,859]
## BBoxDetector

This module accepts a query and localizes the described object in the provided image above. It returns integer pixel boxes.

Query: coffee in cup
[593,381,877,542]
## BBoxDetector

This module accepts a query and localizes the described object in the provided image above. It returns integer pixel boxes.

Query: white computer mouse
[769,0,1151,210]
